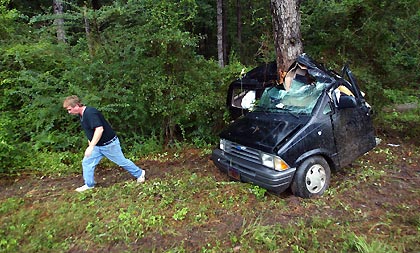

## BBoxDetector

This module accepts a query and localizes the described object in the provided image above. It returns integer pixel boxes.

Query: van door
[330,68,376,168]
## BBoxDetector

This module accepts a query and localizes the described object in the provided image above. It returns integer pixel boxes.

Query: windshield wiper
[254,106,277,113]
[255,106,299,118]
[280,107,299,118]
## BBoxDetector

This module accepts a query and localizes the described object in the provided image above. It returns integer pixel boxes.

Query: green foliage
[0,0,234,174]
[301,0,420,90]
[375,89,420,142]
[248,184,267,200]
[383,89,419,105]
[0,39,85,171]
[172,207,189,221]
[0,115,27,173]
[27,151,80,175]
[0,0,29,42]
[129,135,164,157]
[349,233,398,253]
[242,221,278,251]
[0,197,24,215]
[61,0,227,146]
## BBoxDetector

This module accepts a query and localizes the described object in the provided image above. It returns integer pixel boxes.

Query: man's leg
[81,146,104,187]
[101,138,143,179]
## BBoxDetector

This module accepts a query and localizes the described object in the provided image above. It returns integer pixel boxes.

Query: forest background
[1,0,419,174]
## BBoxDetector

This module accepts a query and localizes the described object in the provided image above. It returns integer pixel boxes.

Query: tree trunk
[91,0,101,10]
[217,0,226,67]
[270,0,303,83]
[53,0,66,43]
[83,1,103,57]
[236,0,242,46]
[222,0,227,64]
[83,5,94,56]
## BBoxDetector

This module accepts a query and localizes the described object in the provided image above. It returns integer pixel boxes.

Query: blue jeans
[81,137,143,187]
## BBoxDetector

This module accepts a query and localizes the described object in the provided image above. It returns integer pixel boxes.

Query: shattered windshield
[255,80,326,114]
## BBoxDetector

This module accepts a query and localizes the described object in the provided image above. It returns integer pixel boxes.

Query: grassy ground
[1,135,419,252]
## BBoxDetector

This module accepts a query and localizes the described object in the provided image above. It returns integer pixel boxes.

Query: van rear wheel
[291,156,331,198]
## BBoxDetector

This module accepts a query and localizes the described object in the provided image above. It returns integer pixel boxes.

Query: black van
[211,54,377,198]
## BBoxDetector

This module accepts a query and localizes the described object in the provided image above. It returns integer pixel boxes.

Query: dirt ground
[1,134,418,198]
[1,134,419,251]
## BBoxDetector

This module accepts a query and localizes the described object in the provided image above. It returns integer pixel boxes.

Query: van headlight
[220,139,226,151]
[261,153,289,171]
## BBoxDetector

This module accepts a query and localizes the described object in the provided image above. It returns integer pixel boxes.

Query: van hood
[219,113,309,153]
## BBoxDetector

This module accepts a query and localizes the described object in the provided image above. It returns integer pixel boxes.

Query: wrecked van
[211,54,377,198]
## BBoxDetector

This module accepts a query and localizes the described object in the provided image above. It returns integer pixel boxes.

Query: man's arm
[84,126,104,157]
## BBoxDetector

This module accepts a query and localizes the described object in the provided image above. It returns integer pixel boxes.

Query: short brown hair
[63,95,83,108]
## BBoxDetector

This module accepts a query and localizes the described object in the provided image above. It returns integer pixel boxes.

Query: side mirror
[337,95,357,109]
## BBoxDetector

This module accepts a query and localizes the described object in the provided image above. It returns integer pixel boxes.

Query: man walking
[63,95,145,192]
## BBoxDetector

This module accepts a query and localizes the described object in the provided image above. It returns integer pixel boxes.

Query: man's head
[63,95,84,115]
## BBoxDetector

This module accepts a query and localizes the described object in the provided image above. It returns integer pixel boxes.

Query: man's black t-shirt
[80,107,116,146]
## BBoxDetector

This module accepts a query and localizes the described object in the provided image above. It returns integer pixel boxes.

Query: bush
[0,0,234,174]
[375,89,420,144]
[0,115,30,173]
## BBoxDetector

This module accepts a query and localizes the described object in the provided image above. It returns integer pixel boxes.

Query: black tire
[291,156,331,198]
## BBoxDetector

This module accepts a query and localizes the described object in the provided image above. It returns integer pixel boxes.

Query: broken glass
[255,80,326,114]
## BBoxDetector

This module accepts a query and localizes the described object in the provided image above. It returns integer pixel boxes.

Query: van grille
[224,140,261,164]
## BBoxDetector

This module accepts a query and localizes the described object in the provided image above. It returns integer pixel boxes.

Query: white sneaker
[75,185,94,192]
[137,171,146,183]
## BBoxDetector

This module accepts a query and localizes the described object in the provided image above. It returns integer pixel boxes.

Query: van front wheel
[291,156,331,198]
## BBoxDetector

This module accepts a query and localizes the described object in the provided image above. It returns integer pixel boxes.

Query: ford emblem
[235,145,246,151]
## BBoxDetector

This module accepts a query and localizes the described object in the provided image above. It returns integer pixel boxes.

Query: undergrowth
[1,142,419,252]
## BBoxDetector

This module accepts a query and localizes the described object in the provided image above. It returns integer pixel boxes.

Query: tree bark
[83,1,103,57]
[222,0,227,64]
[236,0,242,46]
[217,0,226,67]
[53,0,66,43]
[83,5,94,56]
[270,0,303,83]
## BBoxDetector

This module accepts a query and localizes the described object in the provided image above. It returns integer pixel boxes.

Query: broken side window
[231,89,256,109]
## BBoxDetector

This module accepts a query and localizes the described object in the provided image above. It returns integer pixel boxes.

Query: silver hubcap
[305,164,326,193]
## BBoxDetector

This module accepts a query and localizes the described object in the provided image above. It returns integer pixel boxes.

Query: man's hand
[84,126,104,157]
[84,145,94,157]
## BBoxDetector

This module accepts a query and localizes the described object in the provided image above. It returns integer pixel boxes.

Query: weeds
[172,207,189,221]
[0,141,419,252]
[351,233,397,253]
[248,185,267,200]
[0,197,24,215]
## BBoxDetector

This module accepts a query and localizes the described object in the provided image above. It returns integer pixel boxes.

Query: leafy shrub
[0,1,233,174]
[375,89,420,143]
[302,0,420,91]
[0,115,31,173]
[28,151,80,175]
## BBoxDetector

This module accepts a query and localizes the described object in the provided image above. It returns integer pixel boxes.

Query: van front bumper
[211,149,296,193]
